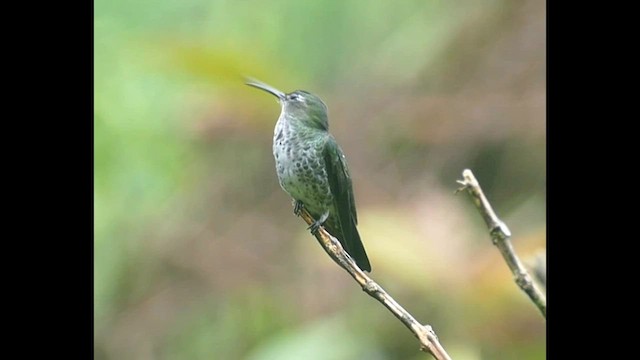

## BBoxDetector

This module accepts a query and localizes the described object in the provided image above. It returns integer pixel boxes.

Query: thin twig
[530,251,546,290]
[455,169,546,318]
[298,207,452,360]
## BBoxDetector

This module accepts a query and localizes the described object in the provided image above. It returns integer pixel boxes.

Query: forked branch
[456,169,546,318]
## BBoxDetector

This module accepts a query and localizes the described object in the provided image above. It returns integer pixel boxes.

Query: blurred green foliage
[95,0,545,359]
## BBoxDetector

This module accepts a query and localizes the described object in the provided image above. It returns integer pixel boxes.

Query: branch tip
[295,204,452,359]
[456,169,546,318]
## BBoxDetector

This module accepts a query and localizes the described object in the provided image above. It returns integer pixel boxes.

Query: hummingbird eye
[288,93,302,101]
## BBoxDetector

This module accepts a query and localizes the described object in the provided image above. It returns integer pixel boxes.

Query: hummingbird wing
[323,136,371,272]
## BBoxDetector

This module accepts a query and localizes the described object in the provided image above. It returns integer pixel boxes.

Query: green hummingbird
[247,79,371,272]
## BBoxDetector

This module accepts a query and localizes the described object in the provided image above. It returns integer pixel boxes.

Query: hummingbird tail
[346,224,371,272]
[324,217,371,272]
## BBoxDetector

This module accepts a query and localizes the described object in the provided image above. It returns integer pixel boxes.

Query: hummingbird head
[246,78,329,131]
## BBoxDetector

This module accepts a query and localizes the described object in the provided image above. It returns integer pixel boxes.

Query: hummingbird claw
[307,211,329,235]
[293,200,305,216]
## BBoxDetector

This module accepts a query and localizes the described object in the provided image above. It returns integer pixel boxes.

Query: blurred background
[95,0,545,359]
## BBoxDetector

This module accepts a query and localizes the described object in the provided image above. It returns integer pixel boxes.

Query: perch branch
[456,169,546,318]
[298,207,452,360]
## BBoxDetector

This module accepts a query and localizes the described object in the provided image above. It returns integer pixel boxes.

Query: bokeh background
[95,0,546,359]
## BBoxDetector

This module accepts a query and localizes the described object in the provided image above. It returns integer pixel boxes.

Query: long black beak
[245,78,285,101]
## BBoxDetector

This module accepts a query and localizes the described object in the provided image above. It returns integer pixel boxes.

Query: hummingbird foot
[293,200,305,216]
[307,211,329,235]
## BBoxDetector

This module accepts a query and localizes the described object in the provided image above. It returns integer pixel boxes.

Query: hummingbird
[247,79,371,272]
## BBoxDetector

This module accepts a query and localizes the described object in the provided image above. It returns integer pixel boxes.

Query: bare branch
[526,250,546,290]
[456,169,546,318]
[298,208,453,360]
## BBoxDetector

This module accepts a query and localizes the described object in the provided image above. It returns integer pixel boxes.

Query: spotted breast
[273,114,333,218]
